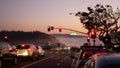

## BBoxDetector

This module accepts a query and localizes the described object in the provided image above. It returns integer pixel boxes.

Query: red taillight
[21,44,25,47]
[82,52,89,60]
[27,48,31,51]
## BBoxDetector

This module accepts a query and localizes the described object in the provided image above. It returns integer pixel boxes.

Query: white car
[16,44,39,61]
[36,46,45,57]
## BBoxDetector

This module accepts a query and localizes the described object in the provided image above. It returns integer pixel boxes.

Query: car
[16,44,39,61]
[70,46,108,68]
[83,52,120,68]
[36,46,45,57]
[0,41,17,67]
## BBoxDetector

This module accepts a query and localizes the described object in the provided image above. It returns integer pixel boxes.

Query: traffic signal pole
[89,29,97,46]
[93,38,96,46]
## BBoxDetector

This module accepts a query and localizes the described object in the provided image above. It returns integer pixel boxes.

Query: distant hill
[52,34,104,47]
[52,34,86,38]
[0,31,58,47]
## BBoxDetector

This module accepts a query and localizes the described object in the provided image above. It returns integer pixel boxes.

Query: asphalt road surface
[2,49,74,68]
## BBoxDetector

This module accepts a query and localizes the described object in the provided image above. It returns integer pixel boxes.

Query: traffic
[0,27,120,68]
[0,38,120,68]
[1,0,120,68]
[0,40,73,68]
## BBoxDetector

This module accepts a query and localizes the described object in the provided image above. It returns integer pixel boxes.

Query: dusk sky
[0,0,120,34]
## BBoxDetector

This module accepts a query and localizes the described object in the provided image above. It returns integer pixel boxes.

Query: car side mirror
[10,49,16,52]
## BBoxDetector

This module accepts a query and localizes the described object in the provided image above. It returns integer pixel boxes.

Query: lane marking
[57,63,60,66]
[63,56,68,60]
[60,60,63,62]
[70,59,75,68]
[58,56,69,66]
[50,52,53,53]
[21,55,55,68]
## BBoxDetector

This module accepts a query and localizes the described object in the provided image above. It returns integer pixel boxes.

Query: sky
[0,0,120,35]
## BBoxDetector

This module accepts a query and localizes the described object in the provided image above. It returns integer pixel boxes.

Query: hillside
[0,31,58,47]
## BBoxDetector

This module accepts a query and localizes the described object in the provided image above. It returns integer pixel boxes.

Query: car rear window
[79,48,107,60]
[99,64,120,68]
[17,45,30,49]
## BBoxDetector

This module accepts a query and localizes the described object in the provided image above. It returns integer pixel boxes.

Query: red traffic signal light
[3,35,8,41]
[87,36,90,42]
[90,29,96,39]
[4,36,8,39]
[47,26,51,31]
[58,26,62,32]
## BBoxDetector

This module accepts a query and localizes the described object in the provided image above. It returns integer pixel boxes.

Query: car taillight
[27,48,31,51]
[82,52,89,60]
[21,44,25,47]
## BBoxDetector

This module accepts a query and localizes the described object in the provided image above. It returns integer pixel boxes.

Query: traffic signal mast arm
[61,28,87,35]
[54,27,88,35]
[47,26,87,35]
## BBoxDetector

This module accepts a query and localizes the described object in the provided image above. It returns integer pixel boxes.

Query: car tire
[42,54,45,57]
[0,60,2,68]
[32,55,36,61]
[12,58,17,65]
[41,52,45,57]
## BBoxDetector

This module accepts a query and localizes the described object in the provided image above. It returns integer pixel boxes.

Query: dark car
[70,46,107,68]
[0,41,17,67]
[83,52,120,68]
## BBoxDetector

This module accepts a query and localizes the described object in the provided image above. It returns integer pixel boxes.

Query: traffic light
[87,36,90,42]
[51,26,54,30]
[3,35,8,41]
[58,26,62,32]
[4,36,8,39]
[47,26,51,31]
[90,29,96,39]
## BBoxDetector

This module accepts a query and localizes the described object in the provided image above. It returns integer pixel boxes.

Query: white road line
[50,52,53,53]
[21,55,55,68]
[60,60,63,62]
[70,59,75,68]
[63,56,68,60]
[57,63,60,66]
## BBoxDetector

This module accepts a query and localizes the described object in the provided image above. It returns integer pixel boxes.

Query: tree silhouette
[75,4,120,47]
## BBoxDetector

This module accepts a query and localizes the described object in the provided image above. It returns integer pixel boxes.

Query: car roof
[79,46,107,60]
[80,46,104,49]
[97,53,120,63]
[92,53,120,68]
[17,44,37,49]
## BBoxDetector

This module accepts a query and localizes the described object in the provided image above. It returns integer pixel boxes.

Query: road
[2,48,74,68]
